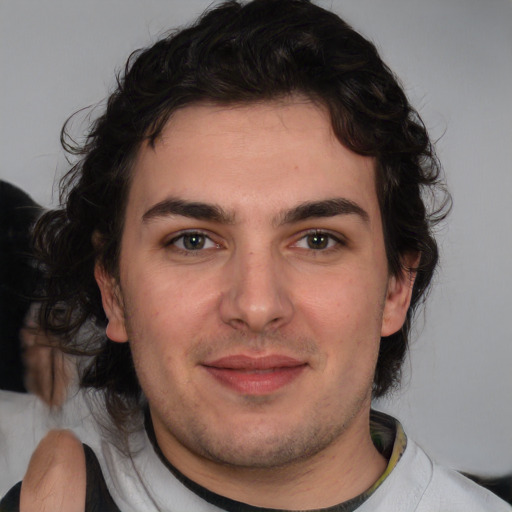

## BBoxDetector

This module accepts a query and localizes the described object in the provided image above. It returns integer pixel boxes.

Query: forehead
[126,100,378,223]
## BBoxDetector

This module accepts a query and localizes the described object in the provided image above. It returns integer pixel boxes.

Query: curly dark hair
[35,0,450,427]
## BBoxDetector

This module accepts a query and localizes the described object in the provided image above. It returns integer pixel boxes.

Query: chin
[192,418,343,470]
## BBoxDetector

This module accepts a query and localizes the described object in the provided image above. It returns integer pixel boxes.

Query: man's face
[98,100,412,471]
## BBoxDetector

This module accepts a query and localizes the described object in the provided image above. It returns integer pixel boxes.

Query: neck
[151,407,387,510]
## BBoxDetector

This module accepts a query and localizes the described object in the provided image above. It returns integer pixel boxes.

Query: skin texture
[96,99,417,509]
[20,430,86,512]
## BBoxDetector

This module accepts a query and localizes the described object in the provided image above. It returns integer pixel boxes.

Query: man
[0,0,509,510]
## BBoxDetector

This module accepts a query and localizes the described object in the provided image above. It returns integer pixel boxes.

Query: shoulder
[19,430,87,512]
[0,389,93,496]
[419,460,511,512]
[361,435,510,512]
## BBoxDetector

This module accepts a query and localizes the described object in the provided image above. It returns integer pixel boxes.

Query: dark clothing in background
[0,180,41,392]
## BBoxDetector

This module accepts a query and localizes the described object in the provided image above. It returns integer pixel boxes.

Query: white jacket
[0,390,509,511]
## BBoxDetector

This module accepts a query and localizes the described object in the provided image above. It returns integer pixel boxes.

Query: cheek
[298,270,384,334]
[295,269,385,384]
[123,266,220,349]
[124,278,194,393]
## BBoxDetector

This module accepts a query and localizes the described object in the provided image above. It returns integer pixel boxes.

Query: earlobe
[381,254,419,337]
[94,263,128,343]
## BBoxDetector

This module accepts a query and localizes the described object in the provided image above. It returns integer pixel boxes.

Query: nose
[219,248,294,333]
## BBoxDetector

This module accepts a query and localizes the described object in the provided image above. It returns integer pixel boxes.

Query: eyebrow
[142,196,369,226]
[278,198,369,225]
[142,198,235,224]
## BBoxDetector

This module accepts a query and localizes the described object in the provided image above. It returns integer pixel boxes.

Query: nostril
[230,318,247,330]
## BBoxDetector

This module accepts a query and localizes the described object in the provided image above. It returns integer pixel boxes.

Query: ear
[381,253,420,337]
[94,262,128,343]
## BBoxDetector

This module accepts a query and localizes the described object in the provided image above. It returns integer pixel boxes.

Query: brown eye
[293,230,344,252]
[169,232,218,251]
[306,233,330,250]
[182,233,206,250]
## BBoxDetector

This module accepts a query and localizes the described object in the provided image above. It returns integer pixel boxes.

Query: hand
[20,430,86,512]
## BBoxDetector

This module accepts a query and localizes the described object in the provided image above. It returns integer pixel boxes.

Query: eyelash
[165,229,346,255]
[293,230,346,252]
[165,231,220,254]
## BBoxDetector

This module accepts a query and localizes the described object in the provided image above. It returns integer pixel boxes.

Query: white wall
[1,0,511,475]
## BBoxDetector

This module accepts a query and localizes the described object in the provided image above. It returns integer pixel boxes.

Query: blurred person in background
[0,180,73,407]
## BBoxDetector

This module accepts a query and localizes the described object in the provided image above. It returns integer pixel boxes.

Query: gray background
[1,0,511,475]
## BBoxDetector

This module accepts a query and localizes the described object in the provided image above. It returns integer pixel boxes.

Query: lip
[202,355,307,395]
